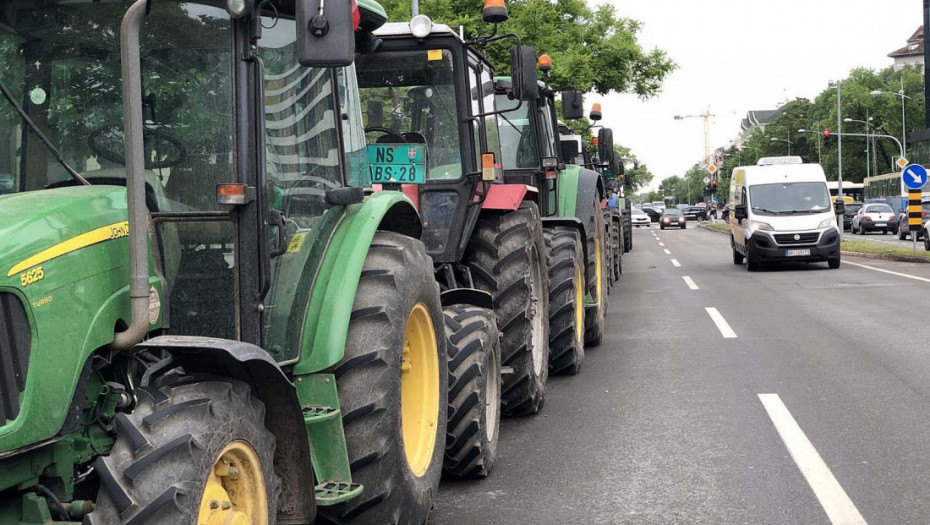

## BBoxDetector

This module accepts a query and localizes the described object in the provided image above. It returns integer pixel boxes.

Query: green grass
[703,222,730,232]
[841,240,930,259]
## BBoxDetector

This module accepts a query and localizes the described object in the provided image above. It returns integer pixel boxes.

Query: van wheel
[828,256,841,269]
[746,250,759,272]
[924,232,930,251]
[732,249,744,265]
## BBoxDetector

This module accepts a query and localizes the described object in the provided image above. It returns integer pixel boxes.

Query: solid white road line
[705,307,736,338]
[758,394,868,525]
[664,249,671,255]
[845,260,930,284]
[682,275,699,290]
[670,259,681,267]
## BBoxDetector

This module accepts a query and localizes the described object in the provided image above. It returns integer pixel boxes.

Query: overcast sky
[593,0,920,191]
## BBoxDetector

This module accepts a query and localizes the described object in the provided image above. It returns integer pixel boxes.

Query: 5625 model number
[20,267,45,287]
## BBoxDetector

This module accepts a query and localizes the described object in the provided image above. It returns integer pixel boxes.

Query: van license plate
[875,223,886,227]
[786,249,811,257]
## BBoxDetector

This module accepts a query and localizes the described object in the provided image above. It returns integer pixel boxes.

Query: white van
[728,157,842,271]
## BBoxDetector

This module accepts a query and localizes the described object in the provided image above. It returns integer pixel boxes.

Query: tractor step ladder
[297,374,364,506]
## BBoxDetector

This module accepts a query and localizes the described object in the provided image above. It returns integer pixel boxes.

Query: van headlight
[750,220,774,231]
[818,217,836,229]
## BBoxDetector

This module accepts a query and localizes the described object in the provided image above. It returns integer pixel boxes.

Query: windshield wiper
[0,79,88,186]
[781,209,820,214]
[751,207,783,214]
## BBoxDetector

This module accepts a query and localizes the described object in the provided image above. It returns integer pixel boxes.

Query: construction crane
[673,111,715,168]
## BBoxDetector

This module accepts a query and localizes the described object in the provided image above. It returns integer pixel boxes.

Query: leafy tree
[613,143,653,192]
[378,0,675,96]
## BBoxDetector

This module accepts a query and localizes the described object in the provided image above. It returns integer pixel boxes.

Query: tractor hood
[0,186,129,287]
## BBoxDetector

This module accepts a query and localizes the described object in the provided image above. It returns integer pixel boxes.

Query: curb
[697,224,930,264]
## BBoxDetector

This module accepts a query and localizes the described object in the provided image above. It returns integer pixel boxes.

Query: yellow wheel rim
[574,260,584,345]
[197,441,268,525]
[401,303,440,477]
[595,232,604,307]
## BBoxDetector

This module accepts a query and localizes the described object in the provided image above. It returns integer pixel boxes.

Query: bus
[826,181,864,203]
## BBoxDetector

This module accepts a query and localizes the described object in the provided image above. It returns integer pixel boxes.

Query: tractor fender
[294,191,422,375]
[553,166,604,269]
[440,288,494,310]
[481,184,538,211]
[135,335,316,525]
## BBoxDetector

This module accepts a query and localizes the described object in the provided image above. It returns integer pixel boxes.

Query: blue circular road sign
[903,164,928,190]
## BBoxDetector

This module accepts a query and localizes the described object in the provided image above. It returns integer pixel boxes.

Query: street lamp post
[844,116,875,179]
[871,78,911,159]
[771,137,791,155]
[797,128,822,164]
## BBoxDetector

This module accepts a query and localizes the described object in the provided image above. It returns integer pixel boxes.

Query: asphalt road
[430,223,930,525]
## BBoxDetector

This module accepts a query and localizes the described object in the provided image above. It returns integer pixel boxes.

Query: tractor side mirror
[510,45,539,101]
[561,89,584,120]
[734,204,748,221]
[597,128,614,160]
[296,0,355,66]
[366,99,384,128]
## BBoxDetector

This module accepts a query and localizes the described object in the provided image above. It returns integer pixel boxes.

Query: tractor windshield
[495,95,539,170]
[0,0,234,208]
[355,48,463,180]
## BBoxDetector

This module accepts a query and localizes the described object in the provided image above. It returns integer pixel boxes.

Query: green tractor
[354,3,551,458]
[0,0,452,523]
[494,57,610,374]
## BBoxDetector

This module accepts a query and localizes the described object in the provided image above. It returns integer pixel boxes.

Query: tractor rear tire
[612,217,623,278]
[87,374,277,525]
[623,217,632,253]
[320,231,447,525]
[442,304,501,479]
[467,202,549,417]
[584,199,608,347]
[544,227,586,375]
[603,212,615,290]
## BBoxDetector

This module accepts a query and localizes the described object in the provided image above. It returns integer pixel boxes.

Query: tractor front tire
[442,305,502,479]
[623,218,632,253]
[467,202,549,417]
[320,231,447,525]
[88,374,277,525]
[544,227,586,375]
[584,199,608,346]
[612,218,623,277]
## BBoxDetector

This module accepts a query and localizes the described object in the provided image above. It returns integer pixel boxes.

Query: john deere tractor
[495,57,610,374]
[353,3,551,477]
[0,0,452,523]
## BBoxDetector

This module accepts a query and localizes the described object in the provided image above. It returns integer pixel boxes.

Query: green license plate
[367,144,427,184]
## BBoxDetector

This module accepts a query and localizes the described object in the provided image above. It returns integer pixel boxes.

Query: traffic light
[711,178,718,193]
[823,129,831,147]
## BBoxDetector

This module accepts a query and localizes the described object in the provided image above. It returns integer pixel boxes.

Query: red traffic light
[711,179,717,188]
[823,129,831,138]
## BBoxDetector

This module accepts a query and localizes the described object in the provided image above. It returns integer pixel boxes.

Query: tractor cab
[355,15,538,265]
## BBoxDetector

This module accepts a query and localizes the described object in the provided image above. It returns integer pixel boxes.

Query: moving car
[631,207,652,227]
[641,206,662,223]
[651,201,666,212]
[660,207,686,229]
[851,203,897,235]
[842,202,862,231]
[682,205,707,221]
[895,201,930,240]
[728,157,841,270]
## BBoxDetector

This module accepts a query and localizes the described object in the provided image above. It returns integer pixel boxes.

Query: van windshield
[749,182,830,215]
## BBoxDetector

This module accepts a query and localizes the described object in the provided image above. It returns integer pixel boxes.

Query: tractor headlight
[225,0,248,18]
[410,14,433,38]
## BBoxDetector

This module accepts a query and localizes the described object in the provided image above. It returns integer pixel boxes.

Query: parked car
[660,207,686,229]
[851,203,898,235]
[842,202,862,231]
[631,207,651,227]
[641,206,662,223]
[895,201,930,240]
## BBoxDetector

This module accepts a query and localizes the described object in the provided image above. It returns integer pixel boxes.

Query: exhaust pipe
[113,0,151,350]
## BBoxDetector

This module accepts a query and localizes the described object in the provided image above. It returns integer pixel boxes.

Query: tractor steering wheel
[89,123,186,169]
[365,127,407,144]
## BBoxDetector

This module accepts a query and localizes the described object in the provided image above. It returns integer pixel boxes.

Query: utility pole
[837,80,843,199]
